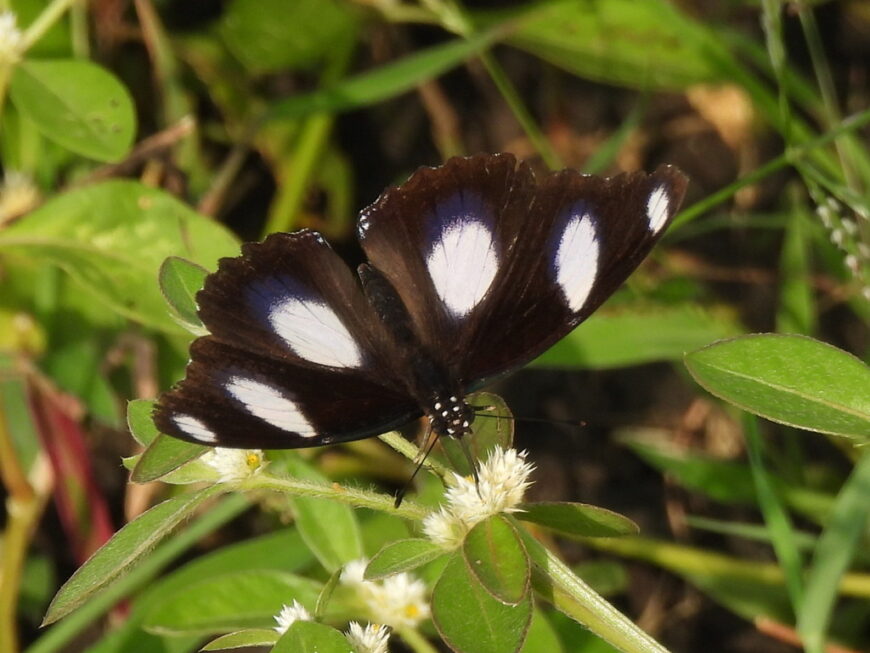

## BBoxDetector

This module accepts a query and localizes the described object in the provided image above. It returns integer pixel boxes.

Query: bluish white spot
[427,218,498,317]
[226,376,316,436]
[268,298,363,368]
[647,185,670,234]
[173,414,217,443]
[554,210,599,313]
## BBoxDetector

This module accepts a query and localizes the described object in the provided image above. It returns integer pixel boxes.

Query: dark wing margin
[154,231,419,449]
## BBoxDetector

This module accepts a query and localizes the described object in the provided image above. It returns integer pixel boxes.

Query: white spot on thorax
[173,414,217,443]
[647,185,671,234]
[554,210,599,313]
[226,376,316,436]
[427,218,498,317]
[269,298,363,368]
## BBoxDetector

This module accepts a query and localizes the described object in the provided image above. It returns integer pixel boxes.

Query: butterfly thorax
[359,263,474,439]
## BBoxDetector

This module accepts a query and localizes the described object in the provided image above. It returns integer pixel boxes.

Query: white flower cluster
[201,447,264,483]
[423,447,535,549]
[0,11,23,63]
[340,559,430,629]
[815,195,870,302]
[272,601,391,653]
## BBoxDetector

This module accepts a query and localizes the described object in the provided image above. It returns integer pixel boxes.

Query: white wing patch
[268,298,363,368]
[554,211,599,313]
[646,185,671,234]
[173,414,218,444]
[427,218,499,317]
[226,376,317,437]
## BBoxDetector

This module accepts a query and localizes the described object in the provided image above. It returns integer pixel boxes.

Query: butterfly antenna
[394,424,439,508]
[472,410,586,429]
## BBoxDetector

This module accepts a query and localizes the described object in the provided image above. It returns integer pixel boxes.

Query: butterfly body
[154,154,687,450]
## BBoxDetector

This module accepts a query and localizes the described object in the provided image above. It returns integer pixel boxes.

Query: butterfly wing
[154,231,420,449]
[357,154,688,389]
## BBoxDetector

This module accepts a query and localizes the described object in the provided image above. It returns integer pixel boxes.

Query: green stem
[378,431,451,479]
[26,495,250,653]
[398,626,441,653]
[20,0,78,51]
[243,473,429,521]
[672,107,870,229]
[513,521,670,653]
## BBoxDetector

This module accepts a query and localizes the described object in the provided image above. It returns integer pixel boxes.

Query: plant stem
[244,473,429,521]
[20,0,78,51]
[513,521,670,653]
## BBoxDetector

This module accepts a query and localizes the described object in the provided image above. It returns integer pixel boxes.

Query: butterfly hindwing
[154,231,420,448]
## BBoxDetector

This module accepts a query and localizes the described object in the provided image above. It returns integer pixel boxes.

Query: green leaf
[314,568,341,619]
[432,553,532,653]
[365,539,445,581]
[798,451,870,653]
[0,181,239,333]
[521,609,564,653]
[499,0,726,90]
[536,304,741,369]
[285,457,363,571]
[274,621,351,653]
[9,59,135,161]
[143,570,321,634]
[463,516,530,606]
[202,629,279,650]
[267,31,496,121]
[777,208,815,335]
[220,0,356,74]
[517,502,639,538]
[685,334,870,442]
[131,434,210,483]
[158,257,208,332]
[43,485,223,625]
[126,399,160,447]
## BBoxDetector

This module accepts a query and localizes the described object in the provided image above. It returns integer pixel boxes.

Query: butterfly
[154,153,687,450]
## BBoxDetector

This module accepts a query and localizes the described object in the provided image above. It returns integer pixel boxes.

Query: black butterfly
[154,154,687,450]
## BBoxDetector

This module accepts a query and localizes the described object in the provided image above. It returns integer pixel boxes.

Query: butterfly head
[429,394,475,438]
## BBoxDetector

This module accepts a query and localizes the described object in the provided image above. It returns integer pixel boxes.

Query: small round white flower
[422,447,534,550]
[201,448,264,483]
[345,621,390,653]
[0,12,23,63]
[340,559,429,629]
[273,600,311,634]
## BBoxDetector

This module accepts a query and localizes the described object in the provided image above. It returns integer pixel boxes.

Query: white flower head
[201,447,264,483]
[340,559,429,629]
[0,12,23,63]
[273,600,311,634]
[423,447,534,549]
[346,621,390,653]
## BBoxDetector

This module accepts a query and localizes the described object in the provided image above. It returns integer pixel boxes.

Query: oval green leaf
[131,433,210,483]
[432,553,532,653]
[43,485,223,625]
[158,257,208,332]
[685,334,870,442]
[274,621,351,653]
[127,399,160,447]
[10,59,135,161]
[202,629,279,650]
[517,502,639,538]
[143,570,321,634]
[463,516,530,606]
[365,539,445,581]
[0,181,239,333]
